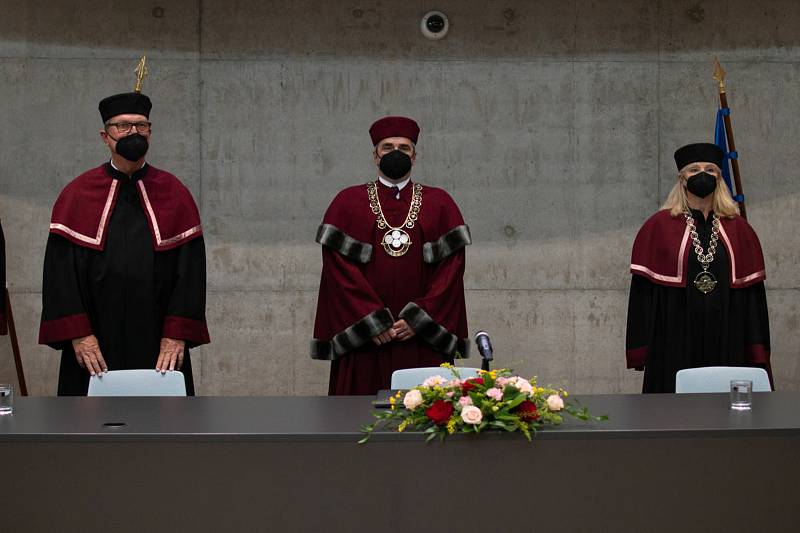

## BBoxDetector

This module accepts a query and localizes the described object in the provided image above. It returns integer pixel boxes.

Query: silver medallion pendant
[694,271,717,294]
[382,229,411,257]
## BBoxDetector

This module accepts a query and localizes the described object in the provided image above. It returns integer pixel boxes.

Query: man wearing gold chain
[626,143,771,393]
[311,116,471,395]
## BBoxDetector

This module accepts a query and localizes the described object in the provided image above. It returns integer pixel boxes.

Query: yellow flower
[446,417,457,434]
[440,362,454,370]
[389,396,396,404]
[398,420,409,432]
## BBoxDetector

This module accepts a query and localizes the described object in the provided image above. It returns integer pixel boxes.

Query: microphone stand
[475,332,493,372]
[4,288,27,396]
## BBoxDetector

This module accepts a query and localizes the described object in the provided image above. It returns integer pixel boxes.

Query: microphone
[475,331,493,363]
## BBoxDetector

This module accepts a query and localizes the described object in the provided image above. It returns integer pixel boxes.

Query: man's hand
[391,319,416,342]
[72,335,107,376]
[156,337,186,373]
[371,327,397,345]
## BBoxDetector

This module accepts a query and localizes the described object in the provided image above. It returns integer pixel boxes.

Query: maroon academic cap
[369,116,420,145]
[99,92,152,123]
[674,143,724,171]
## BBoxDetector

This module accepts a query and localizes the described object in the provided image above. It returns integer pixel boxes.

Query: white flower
[421,375,447,388]
[403,389,423,409]
[509,376,533,394]
[546,394,565,411]
[461,405,483,425]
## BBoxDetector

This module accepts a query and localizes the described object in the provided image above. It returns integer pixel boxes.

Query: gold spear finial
[134,55,148,93]
[712,57,726,93]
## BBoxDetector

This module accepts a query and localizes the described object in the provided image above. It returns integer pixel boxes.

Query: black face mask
[111,133,149,162]
[686,171,717,199]
[378,150,413,180]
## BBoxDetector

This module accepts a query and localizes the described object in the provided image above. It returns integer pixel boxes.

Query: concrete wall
[1,0,798,395]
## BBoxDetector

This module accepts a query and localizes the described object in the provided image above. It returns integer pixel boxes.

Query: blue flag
[714,108,743,201]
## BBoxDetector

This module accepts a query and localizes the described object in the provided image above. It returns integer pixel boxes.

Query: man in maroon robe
[312,116,471,395]
[39,90,210,395]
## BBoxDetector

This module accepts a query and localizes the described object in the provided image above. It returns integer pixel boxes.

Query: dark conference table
[2,392,799,533]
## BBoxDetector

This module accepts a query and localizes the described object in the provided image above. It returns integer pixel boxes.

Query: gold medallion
[684,212,721,295]
[694,271,717,294]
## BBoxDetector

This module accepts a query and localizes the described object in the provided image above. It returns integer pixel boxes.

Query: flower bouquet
[360,364,606,443]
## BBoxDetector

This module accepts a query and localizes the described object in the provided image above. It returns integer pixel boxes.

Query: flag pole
[713,58,747,220]
[4,289,27,396]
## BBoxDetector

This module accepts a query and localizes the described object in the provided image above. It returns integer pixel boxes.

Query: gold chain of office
[683,211,721,294]
[367,182,422,257]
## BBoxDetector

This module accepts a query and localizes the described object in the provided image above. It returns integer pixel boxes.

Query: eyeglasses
[106,121,152,134]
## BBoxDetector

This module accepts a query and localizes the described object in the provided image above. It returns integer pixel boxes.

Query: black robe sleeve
[39,234,93,349]
[625,274,654,371]
[160,235,210,348]
[734,280,771,369]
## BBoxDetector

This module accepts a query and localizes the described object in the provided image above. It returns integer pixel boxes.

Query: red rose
[515,400,539,422]
[425,400,455,425]
[461,378,484,393]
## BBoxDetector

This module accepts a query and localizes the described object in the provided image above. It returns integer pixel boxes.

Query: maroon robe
[48,163,202,252]
[312,180,471,395]
[630,209,766,290]
[626,209,771,392]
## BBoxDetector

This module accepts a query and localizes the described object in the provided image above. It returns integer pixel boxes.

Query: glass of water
[730,380,753,411]
[0,384,12,415]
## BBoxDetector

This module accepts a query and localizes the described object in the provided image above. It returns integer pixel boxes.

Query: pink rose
[403,389,423,410]
[546,394,564,411]
[486,387,503,401]
[495,377,509,387]
[459,396,473,406]
[446,391,455,398]
[461,405,483,425]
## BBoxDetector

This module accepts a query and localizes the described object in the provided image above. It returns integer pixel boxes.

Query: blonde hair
[661,166,740,218]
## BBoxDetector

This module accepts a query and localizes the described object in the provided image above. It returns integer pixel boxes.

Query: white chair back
[390,367,480,389]
[87,369,187,396]
[675,366,771,393]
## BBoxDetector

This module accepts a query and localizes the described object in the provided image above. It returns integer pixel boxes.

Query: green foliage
[358,365,607,444]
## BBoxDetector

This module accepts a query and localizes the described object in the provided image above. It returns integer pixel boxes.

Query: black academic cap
[99,92,152,123]
[674,143,724,171]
